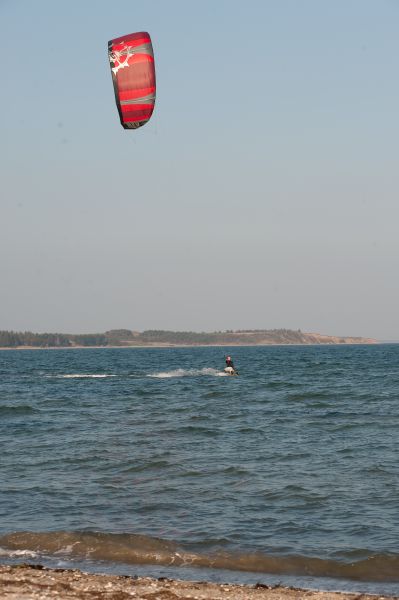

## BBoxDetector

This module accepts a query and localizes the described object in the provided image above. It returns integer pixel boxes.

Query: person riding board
[225,356,238,375]
[225,356,235,370]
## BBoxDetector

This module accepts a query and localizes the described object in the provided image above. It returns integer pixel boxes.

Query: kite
[108,32,156,129]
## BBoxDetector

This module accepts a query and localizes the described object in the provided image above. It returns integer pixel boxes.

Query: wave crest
[1,531,399,582]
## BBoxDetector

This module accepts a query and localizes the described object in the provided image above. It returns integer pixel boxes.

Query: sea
[0,344,398,595]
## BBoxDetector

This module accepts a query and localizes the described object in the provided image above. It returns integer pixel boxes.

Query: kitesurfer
[225,356,235,369]
[224,355,238,375]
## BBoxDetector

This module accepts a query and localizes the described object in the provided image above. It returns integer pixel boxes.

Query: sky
[1,0,399,339]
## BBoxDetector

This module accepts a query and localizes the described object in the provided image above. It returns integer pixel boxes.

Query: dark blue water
[1,345,398,594]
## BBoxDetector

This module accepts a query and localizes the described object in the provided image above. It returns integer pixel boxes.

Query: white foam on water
[54,543,80,555]
[148,368,228,379]
[0,547,39,558]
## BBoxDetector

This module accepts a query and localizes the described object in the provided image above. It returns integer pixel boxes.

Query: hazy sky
[1,0,398,339]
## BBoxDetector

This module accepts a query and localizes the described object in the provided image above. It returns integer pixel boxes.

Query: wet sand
[0,565,397,600]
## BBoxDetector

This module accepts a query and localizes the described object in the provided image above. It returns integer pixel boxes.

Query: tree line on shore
[0,328,309,347]
[0,328,372,347]
[0,331,108,347]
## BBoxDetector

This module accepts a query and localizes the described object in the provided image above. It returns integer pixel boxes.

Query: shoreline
[0,341,382,351]
[1,564,397,600]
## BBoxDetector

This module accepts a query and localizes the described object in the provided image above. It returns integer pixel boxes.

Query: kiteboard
[224,367,239,376]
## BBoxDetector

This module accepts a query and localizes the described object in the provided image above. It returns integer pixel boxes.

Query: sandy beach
[0,565,397,600]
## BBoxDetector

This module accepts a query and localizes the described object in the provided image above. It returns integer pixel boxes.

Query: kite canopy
[108,32,156,130]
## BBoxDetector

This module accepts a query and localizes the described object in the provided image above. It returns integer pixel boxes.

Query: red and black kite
[108,32,156,129]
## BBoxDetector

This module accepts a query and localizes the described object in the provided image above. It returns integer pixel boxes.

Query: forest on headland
[0,329,377,348]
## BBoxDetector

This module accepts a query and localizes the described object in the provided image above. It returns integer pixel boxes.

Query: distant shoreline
[0,341,382,350]
[0,328,379,349]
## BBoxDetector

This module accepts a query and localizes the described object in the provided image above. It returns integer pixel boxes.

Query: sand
[0,564,397,600]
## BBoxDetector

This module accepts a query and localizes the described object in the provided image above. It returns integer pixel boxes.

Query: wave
[0,547,38,559]
[148,368,227,378]
[1,531,398,582]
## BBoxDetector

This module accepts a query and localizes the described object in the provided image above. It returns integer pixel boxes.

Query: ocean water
[0,344,398,594]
